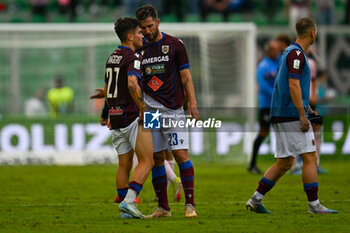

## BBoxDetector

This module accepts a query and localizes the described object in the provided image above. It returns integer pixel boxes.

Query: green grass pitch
[0,160,349,233]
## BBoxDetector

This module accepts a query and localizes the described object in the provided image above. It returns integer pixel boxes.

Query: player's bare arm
[289,78,309,132]
[179,69,199,120]
[90,88,104,99]
[128,75,146,122]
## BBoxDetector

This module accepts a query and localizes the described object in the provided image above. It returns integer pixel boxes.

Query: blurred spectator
[162,0,185,21]
[314,0,335,25]
[262,0,279,25]
[47,76,74,118]
[25,89,48,117]
[284,0,311,29]
[316,71,336,115]
[123,0,162,16]
[58,0,78,22]
[345,0,350,24]
[187,0,200,14]
[30,0,49,20]
[200,0,230,22]
[275,33,293,53]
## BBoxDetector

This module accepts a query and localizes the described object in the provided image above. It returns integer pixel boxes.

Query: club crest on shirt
[162,45,169,54]
[296,50,301,56]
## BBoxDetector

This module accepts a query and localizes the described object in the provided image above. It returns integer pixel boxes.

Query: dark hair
[295,18,316,37]
[114,17,140,42]
[136,4,158,21]
[275,33,292,46]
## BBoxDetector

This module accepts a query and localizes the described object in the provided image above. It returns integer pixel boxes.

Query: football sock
[250,135,264,168]
[117,188,128,201]
[179,160,195,207]
[304,182,319,205]
[254,177,275,200]
[152,165,170,211]
[124,181,142,203]
[168,159,175,171]
[164,160,177,183]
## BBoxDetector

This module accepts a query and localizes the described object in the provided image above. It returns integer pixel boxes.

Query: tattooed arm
[128,75,146,123]
[180,69,198,120]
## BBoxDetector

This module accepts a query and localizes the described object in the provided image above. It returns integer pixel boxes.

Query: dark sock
[117,188,128,201]
[250,135,265,168]
[179,160,195,207]
[304,182,319,201]
[152,165,170,211]
[129,181,143,196]
[256,176,275,195]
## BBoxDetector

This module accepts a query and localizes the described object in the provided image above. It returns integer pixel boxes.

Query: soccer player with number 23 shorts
[136,5,199,218]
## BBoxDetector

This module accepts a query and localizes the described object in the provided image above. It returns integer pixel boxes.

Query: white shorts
[145,94,189,153]
[273,121,316,158]
[111,118,139,155]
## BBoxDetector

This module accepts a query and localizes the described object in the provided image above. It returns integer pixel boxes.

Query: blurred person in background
[47,76,74,118]
[200,0,251,22]
[284,0,311,30]
[30,0,49,21]
[262,0,279,25]
[275,33,293,53]
[25,89,48,117]
[162,0,185,22]
[58,0,78,22]
[314,0,335,25]
[316,70,336,115]
[248,40,280,174]
[345,0,350,24]
[200,0,231,22]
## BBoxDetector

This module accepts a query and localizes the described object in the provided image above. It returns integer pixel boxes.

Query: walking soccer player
[136,4,199,218]
[104,17,154,218]
[246,18,338,214]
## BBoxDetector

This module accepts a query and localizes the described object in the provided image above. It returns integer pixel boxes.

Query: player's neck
[295,39,310,52]
[121,42,135,51]
[148,32,163,44]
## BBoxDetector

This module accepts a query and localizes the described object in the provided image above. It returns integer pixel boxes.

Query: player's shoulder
[163,33,185,45]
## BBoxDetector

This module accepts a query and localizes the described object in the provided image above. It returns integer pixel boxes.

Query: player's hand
[107,119,112,130]
[309,108,318,116]
[90,88,104,99]
[188,104,199,121]
[300,115,309,132]
[100,117,108,126]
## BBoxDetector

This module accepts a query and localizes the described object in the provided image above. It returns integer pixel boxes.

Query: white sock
[167,159,175,171]
[124,189,137,203]
[252,191,264,202]
[164,160,177,183]
[309,199,320,207]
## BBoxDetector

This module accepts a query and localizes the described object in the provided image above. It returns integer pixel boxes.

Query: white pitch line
[0,199,349,208]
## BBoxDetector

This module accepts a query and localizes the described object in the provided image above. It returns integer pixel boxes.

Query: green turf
[0,161,349,233]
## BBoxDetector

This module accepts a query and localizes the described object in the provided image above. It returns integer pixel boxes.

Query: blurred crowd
[1,0,350,25]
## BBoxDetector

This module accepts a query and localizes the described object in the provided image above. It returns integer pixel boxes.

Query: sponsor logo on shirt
[109,106,123,115]
[296,50,301,56]
[145,64,165,75]
[147,76,164,91]
[162,45,169,54]
[142,55,169,65]
[293,59,300,69]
